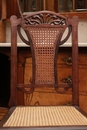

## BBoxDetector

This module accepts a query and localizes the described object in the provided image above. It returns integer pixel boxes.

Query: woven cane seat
[3,106,87,127]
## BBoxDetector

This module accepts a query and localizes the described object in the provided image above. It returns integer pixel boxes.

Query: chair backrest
[9,11,79,107]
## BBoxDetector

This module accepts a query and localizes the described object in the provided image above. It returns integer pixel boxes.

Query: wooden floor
[0,107,8,121]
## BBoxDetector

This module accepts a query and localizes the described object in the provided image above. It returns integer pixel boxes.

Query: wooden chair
[0,9,87,130]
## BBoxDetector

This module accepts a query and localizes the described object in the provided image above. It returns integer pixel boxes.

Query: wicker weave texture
[29,27,63,84]
[3,106,87,127]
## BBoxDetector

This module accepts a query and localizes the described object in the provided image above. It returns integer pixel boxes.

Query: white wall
[6,19,87,46]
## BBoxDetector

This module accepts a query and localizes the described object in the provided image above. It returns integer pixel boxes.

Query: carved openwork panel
[18,11,72,46]
[23,12,66,25]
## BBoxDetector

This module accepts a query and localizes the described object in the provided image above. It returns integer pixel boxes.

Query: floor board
[0,107,8,120]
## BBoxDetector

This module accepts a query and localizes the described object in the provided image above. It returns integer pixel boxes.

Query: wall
[6,18,87,46]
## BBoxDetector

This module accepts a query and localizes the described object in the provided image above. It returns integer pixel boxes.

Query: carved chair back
[9,11,79,107]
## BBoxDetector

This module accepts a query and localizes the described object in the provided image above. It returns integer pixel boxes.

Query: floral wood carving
[18,11,71,46]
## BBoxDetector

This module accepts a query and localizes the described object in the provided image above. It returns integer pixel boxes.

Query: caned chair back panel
[27,25,66,84]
